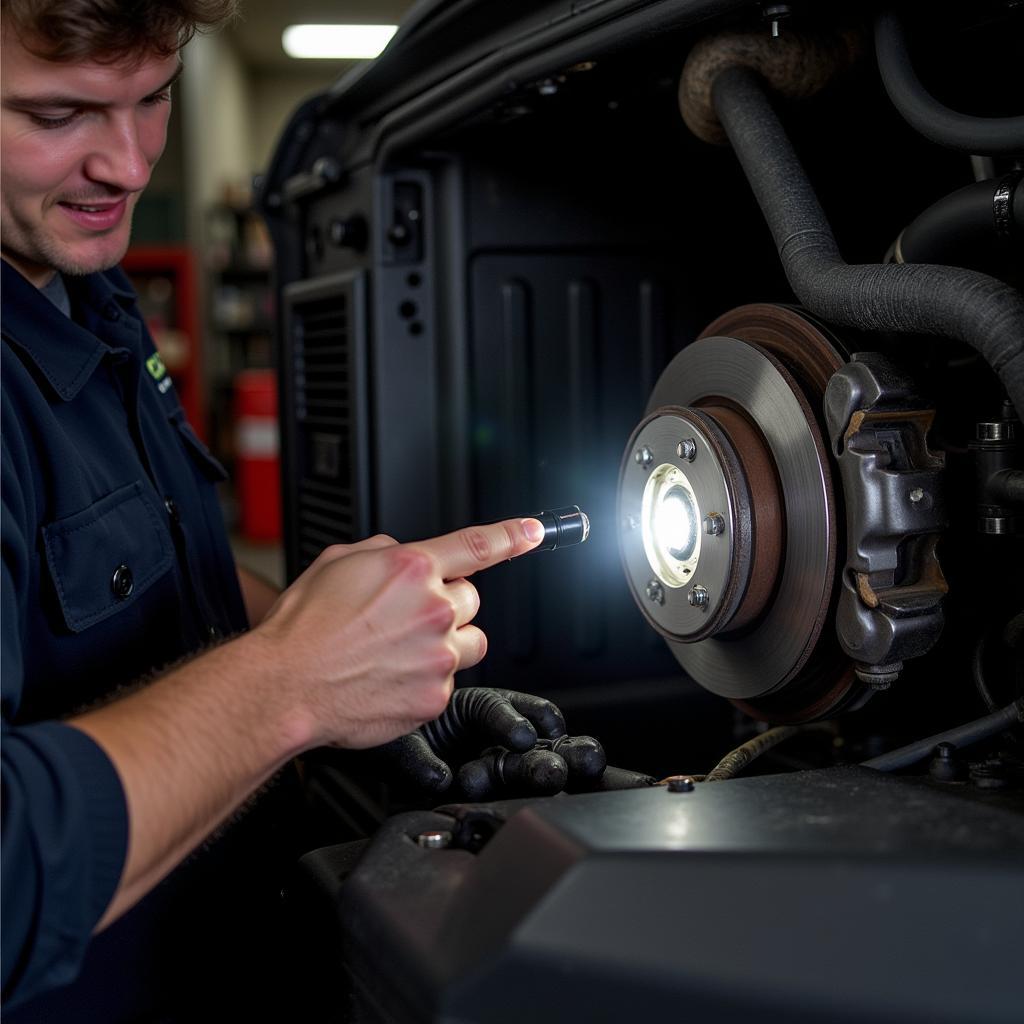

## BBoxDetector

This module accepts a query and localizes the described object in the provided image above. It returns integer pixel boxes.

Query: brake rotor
[618,304,860,722]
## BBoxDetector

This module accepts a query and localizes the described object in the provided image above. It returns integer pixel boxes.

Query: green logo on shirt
[145,352,167,381]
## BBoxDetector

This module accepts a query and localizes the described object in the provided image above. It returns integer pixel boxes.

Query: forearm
[70,629,310,929]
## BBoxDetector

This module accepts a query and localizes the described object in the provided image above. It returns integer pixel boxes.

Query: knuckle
[391,546,434,578]
[461,528,493,564]
[430,644,459,678]
[423,595,457,631]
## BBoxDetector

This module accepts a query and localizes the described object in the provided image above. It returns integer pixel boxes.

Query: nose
[82,112,152,193]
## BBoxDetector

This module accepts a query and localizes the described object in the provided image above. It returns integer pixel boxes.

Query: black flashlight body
[528,506,591,551]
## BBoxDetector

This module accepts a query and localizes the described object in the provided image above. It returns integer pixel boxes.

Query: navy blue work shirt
[1,260,249,1010]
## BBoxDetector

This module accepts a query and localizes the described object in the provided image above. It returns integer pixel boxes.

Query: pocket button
[111,564,134,600]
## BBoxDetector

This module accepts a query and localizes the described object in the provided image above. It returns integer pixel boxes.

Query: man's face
[0,30,180,286]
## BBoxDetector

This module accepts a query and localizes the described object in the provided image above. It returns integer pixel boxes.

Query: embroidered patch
[145,352,167,381]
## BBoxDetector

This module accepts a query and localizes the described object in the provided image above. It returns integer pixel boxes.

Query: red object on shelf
[122,245,206,439]
[234,370,281,542]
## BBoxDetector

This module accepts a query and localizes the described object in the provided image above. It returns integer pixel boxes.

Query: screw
[623,514,639,531]
[666,775,695,793]
[645,579,665,604]
[704,512,725,536]
[909,487,925,504]
[635,445,654,468]
[688,585,709,609]
[676,438,697,462]
[417,830,452,849]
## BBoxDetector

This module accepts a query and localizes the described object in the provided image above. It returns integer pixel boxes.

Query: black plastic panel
[281,271,370,575]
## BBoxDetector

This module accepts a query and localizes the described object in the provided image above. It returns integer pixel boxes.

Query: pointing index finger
[415,518,544,581]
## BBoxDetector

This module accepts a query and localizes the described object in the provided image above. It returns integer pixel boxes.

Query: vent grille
[285,275,367,574]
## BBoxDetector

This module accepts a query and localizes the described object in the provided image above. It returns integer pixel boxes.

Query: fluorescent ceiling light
[282,24,397,59]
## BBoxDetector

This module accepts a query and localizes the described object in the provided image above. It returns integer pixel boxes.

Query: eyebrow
[3,61,184,111]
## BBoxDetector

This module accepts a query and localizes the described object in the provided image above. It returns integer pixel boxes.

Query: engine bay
[259,2,1023,1019]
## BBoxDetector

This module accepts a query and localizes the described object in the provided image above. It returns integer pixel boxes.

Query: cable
[704,724,832,782]
[874,10,1024,156]
[861,699,1024,772]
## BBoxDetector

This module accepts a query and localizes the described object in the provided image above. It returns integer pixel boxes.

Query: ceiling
[227,0,417,74]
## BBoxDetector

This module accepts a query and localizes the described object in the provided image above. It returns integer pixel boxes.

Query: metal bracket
[824,354,947,688]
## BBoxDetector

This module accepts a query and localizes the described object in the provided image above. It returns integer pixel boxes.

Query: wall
[249,70,339,174]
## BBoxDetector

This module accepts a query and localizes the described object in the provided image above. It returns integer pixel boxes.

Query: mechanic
[1,1,587,1017]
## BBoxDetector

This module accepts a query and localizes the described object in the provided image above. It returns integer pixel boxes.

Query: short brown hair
[1,0,238,63]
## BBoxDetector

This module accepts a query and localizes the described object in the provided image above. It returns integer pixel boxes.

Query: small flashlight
[524,505,591,552]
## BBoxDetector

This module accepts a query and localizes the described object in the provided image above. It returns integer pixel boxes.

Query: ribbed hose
[711,65,1024,417]
[875,10,1024,156]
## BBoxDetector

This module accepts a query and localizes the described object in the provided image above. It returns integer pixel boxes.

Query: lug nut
[703,512,725,536]
[688,585,709,609]
[645,579,665,604]
[676,438,697,462]
[635,446,654,468]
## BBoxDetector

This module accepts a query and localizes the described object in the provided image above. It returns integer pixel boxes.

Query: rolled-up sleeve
[2,454,129,1009]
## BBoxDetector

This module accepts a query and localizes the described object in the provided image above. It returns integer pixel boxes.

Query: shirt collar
[1,260,139,401]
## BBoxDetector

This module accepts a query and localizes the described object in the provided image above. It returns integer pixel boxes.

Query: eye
[141,90,172,108]
[29,111,80,130]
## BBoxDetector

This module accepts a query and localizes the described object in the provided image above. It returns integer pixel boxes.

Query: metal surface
[312,768,1024,1024]
[625,333,836,700]
[620,409,741,644]
[824,353,948,681]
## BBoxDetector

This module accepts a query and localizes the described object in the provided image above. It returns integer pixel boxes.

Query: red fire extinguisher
[234,369,281,541]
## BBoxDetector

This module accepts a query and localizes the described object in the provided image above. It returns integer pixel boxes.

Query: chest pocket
[170,410,229,483]
[42,481,174,633]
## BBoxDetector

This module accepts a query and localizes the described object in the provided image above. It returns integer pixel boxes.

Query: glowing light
[655,486,698,562]
[282,24,398,60]
[641,464,702,587]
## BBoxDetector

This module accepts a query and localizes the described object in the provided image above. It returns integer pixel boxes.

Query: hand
[252,521,545,751]
[376,688,607,799]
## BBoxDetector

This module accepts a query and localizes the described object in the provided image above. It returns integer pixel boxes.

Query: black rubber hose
[895,173,1024,266]
[874,10,1024,155]
[861,699,1024,772]
[711,65,1024,417]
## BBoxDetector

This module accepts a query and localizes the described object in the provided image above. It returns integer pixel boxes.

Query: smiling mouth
[60,200,123,211]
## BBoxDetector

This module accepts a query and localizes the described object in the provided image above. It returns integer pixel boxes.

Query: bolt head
[676,438,697,462]
[688,585,709,609]
[634,445,654,468]
[909,487,925,504]
[703,512,725,536]
[645,579,665,604]
[666,775,695,793]
[623,514,639,531]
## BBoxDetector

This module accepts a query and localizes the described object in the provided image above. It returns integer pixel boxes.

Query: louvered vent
[283,272,369,575]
